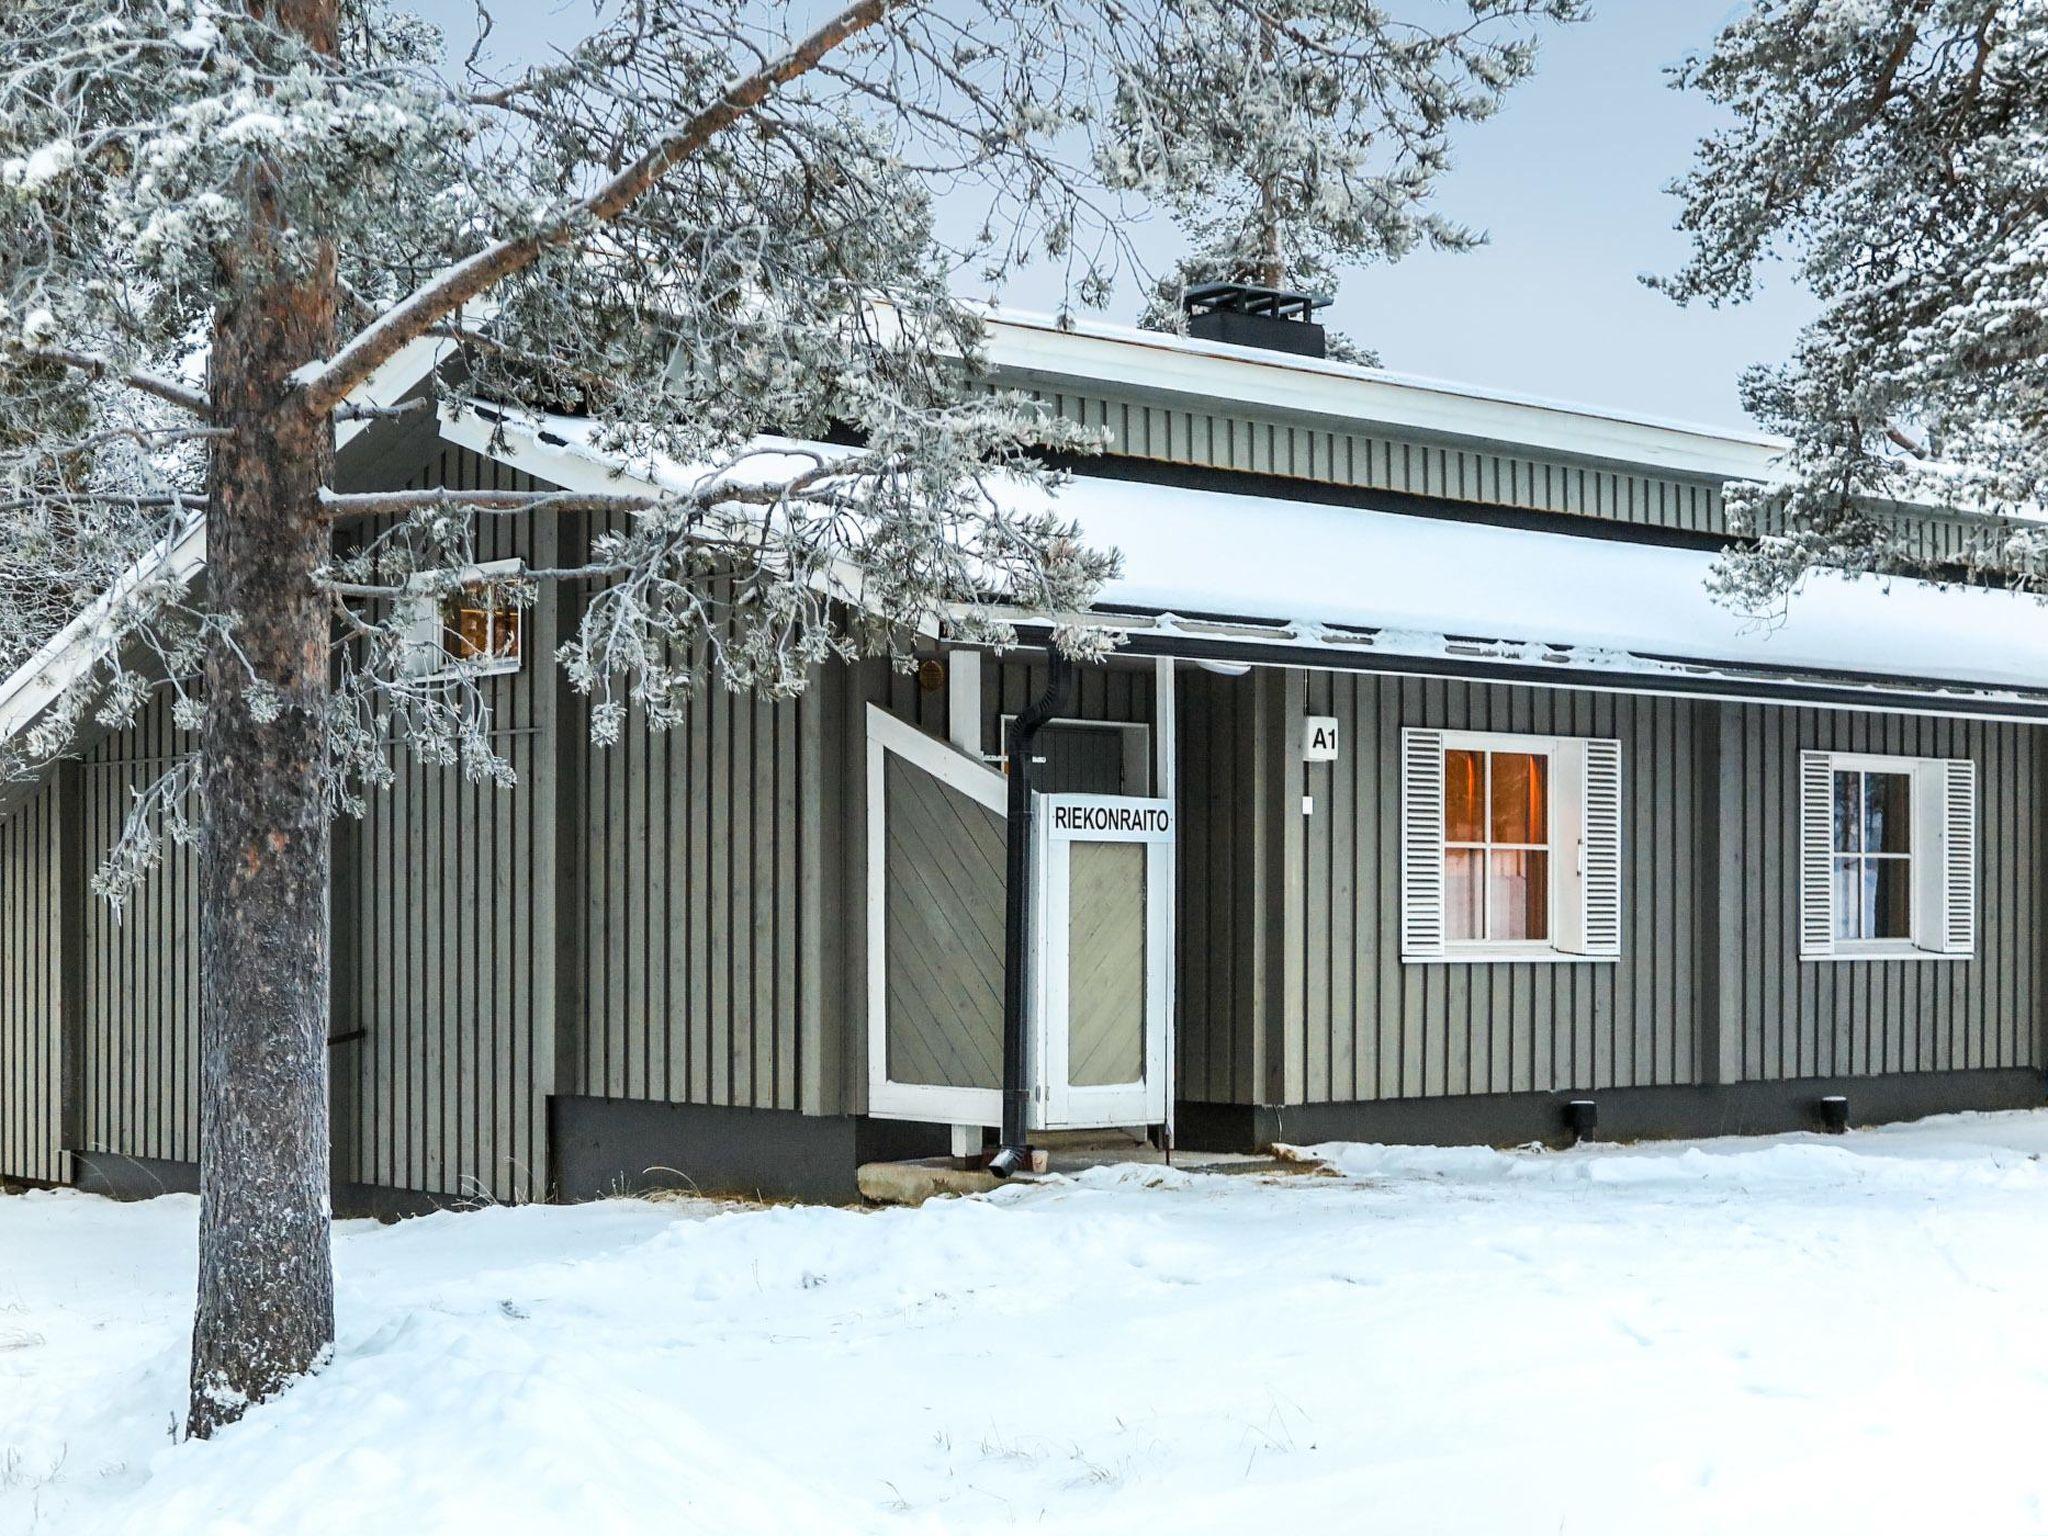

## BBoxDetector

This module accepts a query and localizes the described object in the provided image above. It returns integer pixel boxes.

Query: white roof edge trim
[0,323,474,754]
[0,514,208,750]
[977,307,1797,486]
[334,328,463,452]
[962,604,2048,724]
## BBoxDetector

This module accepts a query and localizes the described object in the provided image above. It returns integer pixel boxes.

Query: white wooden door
[1032,794,1174,1129]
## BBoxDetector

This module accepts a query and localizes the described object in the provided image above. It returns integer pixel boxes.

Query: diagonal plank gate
[864,705,1172,1133]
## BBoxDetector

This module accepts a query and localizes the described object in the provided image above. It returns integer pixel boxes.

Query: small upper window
[443,592,521,668]
[403,558,525,679]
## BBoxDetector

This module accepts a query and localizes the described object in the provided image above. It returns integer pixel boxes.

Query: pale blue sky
[418,0,1808,431]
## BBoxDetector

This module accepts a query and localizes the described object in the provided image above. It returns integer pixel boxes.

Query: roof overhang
[11,357,2048,773]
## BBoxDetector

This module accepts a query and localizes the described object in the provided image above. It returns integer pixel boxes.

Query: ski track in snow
[7,1112,2048,1533]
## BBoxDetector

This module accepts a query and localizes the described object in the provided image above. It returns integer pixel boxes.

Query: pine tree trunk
[187,0,340,1441]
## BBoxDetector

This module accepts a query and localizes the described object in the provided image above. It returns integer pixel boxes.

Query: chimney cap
[1181,282,1332,323]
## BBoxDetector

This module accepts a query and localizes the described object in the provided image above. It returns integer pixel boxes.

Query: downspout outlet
[986,1145,1027,1180]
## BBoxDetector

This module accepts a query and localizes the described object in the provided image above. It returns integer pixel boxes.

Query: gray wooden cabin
[4,303,2045,1208]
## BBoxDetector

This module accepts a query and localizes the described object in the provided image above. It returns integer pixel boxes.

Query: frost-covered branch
[18,348,210,418]
[318,486,666,520]
[297,0,899,415]
[1659,0,2048,613]
[1121,0,1584,353]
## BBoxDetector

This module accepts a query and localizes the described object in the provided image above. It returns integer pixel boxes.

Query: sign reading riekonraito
[1049,801,1172,836]
[1304,715,1341,762]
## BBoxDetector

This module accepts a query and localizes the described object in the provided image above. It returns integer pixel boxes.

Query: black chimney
[1181,282,1331,359]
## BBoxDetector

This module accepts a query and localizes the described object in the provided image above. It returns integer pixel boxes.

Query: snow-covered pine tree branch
[1659,0,2048,614]
[0,0,1589,1438]
[317,486,668,520]
[15,348,211,418]
[295,0,898,416]
[1123,0,1585,354]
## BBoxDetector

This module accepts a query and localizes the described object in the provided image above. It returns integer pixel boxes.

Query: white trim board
[0,513,206,749]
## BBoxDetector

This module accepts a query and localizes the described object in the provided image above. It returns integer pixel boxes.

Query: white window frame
[1800,750,1975,963]
[1402,726,1622,966]
[1441,730,1560,960]
[402,558,526,681]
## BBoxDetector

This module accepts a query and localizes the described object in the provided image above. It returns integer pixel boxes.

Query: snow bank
[1301,1111,2048,1192]
[10,1112,2048,1533]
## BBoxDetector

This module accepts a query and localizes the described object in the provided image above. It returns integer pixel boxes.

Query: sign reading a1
[1303,715,1340,762]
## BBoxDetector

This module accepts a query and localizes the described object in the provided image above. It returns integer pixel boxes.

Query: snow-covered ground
[9,1114,2048,1534]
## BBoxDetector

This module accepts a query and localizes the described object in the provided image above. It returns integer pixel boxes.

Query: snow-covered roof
[1045,474,2048,701]
[8,325,2046,765]
[451,406,2048,714]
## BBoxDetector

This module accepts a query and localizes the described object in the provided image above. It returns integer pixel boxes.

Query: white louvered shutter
[1578,738,1623,957]
[1798,751,1835,960]
[1941,758,1977,956]
[1400,729,1445,960]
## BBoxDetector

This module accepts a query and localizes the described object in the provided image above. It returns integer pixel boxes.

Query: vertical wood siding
[1296,674,1705,1102]
[337,448,550,1202]
[856,648,1160,756]
[1178,669,2044,1108]
[1177,672,1706,1105]
[81,690,200,1165]
[978,656,1156,762]
[1002,383,1992,564]
[0,783,63,1182]
[1720,704,2042,1079]
[574,656,811,1115]
[1175,666,1261,1105]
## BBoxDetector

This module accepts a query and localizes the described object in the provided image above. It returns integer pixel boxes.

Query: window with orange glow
[1443,747,1550,944]
[441,595,521,668]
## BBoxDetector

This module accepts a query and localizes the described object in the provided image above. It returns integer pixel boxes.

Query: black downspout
[988,652,1074,1179]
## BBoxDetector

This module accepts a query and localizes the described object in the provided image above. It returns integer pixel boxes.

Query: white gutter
[970,605,2048,725]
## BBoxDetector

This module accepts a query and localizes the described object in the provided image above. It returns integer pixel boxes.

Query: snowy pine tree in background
[0,0,1581,1438]
[1659,0,2048,610]
[1123,0,1585,363]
